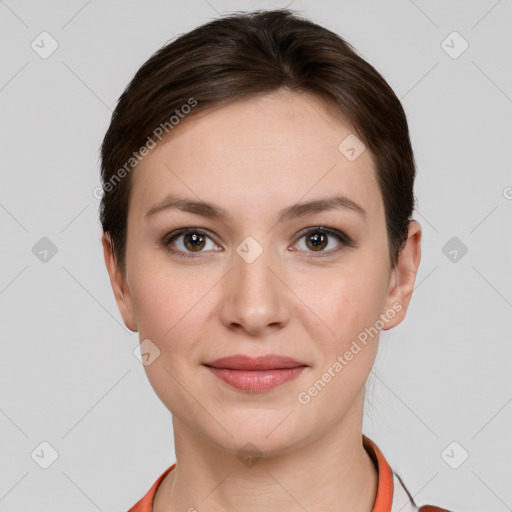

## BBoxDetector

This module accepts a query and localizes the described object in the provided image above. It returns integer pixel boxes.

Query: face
[103,89,421,456]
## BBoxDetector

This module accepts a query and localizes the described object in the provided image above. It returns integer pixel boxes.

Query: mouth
[203,354,307,371]
[203,354,308,392]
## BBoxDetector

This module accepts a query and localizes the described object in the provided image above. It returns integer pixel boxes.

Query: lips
[203,354,307,371]
[203,354,308,392]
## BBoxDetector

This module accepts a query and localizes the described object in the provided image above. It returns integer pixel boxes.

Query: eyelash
[161,227,357,259]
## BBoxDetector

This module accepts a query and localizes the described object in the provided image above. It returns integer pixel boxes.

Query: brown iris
[305,231,328,251]
[183,232,206,252]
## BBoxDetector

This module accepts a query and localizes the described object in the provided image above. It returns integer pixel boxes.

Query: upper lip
[204,354,307,370]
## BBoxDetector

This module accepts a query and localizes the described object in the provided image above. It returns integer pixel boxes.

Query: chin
[204,410,308,457]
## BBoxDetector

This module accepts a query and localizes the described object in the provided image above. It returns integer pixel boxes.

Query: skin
[102,89,421,512]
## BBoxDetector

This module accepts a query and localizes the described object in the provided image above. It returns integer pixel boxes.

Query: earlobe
[101,233,138,332]
[382,220,422,331]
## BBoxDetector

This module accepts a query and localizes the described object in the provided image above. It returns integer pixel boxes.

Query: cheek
[291,259,389,337]
[129,265,212,413]
[131,277,197,345]
[289,262,389,397]
[127,244,184,328]
[292,271,384,410]
[127,251,218,362]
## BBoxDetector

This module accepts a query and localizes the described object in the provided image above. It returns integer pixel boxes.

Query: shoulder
[128,464,176,512]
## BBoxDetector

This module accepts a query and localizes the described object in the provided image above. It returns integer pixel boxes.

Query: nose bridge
[220,235,288,334]
[236,237,275,293]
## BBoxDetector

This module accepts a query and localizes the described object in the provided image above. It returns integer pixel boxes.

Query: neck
[154,393,378,512]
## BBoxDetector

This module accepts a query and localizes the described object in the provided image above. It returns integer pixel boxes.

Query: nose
[218,241,290,337]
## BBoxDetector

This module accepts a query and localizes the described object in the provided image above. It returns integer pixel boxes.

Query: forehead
[130,90,382,223]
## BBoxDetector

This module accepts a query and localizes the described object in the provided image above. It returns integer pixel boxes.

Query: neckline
[129,434,394,512]
[362,434,394,511]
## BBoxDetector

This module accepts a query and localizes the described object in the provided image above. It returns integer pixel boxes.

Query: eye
[162,226,356,259]
[292,226,355,256]
[163,228,220,258]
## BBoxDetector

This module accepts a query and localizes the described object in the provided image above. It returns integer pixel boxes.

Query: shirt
[128,434,451,512]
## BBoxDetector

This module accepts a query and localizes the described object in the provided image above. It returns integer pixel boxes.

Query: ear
[381,220,422,330]
[101,233,138,332]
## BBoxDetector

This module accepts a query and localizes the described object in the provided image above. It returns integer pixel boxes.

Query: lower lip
[205,366,307,392]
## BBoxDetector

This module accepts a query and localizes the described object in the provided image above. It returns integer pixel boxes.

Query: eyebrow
[145,193,367,223]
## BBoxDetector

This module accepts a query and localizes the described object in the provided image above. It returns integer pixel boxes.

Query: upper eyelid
[165,227,218,244]
[165,226,350,251]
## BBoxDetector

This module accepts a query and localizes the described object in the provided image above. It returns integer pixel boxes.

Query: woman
[99,8,452,512]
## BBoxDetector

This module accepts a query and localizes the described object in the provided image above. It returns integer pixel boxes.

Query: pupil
[185,233,204,251]
[308,232,326,251]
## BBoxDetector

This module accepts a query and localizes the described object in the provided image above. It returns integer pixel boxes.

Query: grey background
[1,0,511,510]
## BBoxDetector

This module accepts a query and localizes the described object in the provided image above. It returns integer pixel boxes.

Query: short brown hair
[99,8,417,276]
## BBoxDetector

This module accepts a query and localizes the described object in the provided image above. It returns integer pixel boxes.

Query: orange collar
[363,434,394,511]
[129,463,175,512]
[129,434,394,512]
